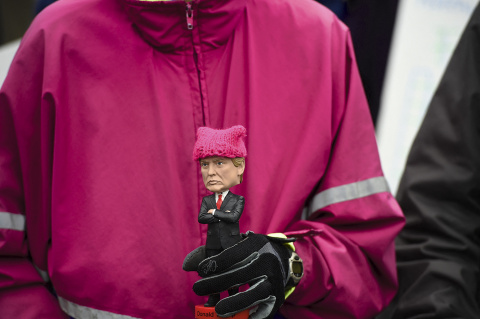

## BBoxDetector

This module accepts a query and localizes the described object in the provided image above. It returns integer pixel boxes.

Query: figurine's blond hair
[231,157,245,183]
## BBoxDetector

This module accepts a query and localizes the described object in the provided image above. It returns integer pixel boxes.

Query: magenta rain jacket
[0,0,405,318]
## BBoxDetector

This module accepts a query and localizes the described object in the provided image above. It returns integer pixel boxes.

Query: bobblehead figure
[192,125,247,307]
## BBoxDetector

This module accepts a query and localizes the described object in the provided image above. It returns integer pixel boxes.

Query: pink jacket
[0,0,404,318]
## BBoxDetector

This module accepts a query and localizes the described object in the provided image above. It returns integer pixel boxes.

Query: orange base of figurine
[194,305,249,319]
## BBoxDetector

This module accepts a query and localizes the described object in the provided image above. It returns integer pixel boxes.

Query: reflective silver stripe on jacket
[59,297,141,319]
[0,212,50,281]
[0,212,25,231]
[34,264,50,282]
[304,176,391,219]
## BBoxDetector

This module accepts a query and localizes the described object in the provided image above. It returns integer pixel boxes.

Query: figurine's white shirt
[215,190,229,203]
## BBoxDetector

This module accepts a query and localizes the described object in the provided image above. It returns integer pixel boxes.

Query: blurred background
[0,0,35,44]
[1,0,478,194]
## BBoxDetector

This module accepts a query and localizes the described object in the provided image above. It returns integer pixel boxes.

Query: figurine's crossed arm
[214,196,244,224]
[198,198,219,224]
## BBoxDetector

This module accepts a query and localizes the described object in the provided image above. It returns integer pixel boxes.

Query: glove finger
[249,295,278,319]
[182,245,206,271]
[215,279,276,318]
[194,252,261,295]
[197,234,270,277]
[194,253,283,297]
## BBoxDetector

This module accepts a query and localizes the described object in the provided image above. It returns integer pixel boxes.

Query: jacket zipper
[186,2,194,30]
[185,1,207,126]
[185,1,210,202]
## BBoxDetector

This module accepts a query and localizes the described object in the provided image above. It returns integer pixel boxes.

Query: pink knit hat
[193,125,247,160]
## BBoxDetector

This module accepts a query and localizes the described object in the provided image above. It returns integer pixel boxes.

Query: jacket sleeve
[381,5,480,318]
[198,197,218,224]
[280,28,405,318]
[0,23,68,318]
[214,196,244,223]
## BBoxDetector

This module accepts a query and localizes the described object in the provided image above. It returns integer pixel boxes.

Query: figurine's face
[200,157,245,193]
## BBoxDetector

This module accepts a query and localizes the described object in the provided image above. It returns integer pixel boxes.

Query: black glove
[183,232,300,319]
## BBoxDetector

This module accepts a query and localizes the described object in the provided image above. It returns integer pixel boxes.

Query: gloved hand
[183,231,301,319]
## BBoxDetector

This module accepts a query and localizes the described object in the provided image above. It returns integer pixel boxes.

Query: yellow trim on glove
[267,233,297,299]
[267,233,296,251]
[284,286,296,299]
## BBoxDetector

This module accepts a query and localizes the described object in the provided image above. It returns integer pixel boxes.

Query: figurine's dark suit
[198,191,244,306]
[198,192,244,251]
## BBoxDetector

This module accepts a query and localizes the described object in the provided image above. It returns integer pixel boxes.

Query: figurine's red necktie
[216,194,223,210]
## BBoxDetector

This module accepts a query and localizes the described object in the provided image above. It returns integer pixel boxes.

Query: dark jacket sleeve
[198,197,218,224]
[380,4,480,318]
[214,196,244,224]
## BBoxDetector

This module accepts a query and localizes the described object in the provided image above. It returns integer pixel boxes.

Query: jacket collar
[122,0,246,52]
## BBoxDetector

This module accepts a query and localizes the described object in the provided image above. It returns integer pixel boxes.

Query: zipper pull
[186,2,194,30]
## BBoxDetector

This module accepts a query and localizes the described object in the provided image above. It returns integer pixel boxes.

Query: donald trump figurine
[192,125,247,307]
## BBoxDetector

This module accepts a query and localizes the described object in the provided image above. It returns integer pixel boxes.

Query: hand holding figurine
[183,232,303,319]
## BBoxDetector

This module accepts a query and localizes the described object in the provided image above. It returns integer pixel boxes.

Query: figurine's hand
[208,209,215,214]
[192,232,299,319]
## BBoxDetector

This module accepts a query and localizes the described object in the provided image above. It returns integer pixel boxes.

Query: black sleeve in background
[314,0,399,125]
[35,0,57,15]
[378,4,480,319]
[343,0,399,125]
